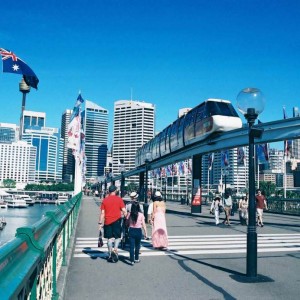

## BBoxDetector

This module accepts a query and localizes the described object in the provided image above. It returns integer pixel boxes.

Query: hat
[108,185,117,193]
[154,191,162,198]
[130,192,138,199]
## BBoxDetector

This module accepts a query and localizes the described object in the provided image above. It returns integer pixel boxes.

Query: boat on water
[15,195,35,206]
[3,194,28,208]
[0,201,8,209]
[56,193,69,205]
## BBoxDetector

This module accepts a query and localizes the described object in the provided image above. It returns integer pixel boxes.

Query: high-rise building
[0,123,19,143]
[22,110,63,182]
[0,141,36,184]
[61,109,74,182]
[22,127,63,182]
[202,148,249,193]
[82,100,108,180]
[293,107,300,159]
[112,100,155,179]
[22,111,45,133]
[268,149,284,173]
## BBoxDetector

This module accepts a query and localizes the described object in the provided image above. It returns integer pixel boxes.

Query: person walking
[210,196,222,225]
[126,202,148,265]
[126,191,144,213]
[147,198,154,225]
[98,185,127,262]
[151,191,168,249]
[222,191,232,226]
[238,195,248,225]
[256,189,268,227]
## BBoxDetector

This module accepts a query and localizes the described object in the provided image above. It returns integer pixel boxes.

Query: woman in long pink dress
[151,191,168,249]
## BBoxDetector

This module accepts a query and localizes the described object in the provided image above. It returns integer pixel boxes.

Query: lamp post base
[246,230,257,277]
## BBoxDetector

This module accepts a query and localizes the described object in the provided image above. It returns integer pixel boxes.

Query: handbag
[218,204,224,213]
[98,229,104,247]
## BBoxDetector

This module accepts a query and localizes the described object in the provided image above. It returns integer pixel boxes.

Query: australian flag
[0,48,39,89]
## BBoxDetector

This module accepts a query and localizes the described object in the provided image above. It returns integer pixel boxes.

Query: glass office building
[21,111,63,182]
[22,128,63,182]
[61,109,75,182]
[0,123,18,143]
[82,100,108,180]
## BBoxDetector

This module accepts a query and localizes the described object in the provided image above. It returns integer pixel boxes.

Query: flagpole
[257,164,260,189]
[237,165,239,194]
[74,159,82,194]
[207,168,210,197]
[284,154,287,198]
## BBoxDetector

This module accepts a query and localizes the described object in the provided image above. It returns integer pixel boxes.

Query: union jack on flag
[0,47,39,89]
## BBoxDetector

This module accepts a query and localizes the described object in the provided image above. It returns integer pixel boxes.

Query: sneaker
[134,259,140,263]
[107,256,113,263]
[111,250,119,262]
[130,261,134,266]
[261,224,264,227]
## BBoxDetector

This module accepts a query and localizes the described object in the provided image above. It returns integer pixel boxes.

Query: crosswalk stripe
[73,234,300,258]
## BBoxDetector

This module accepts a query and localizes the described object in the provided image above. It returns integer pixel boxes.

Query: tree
[126,182,139,193]
[3,179,16,188]
[259,181,276,197]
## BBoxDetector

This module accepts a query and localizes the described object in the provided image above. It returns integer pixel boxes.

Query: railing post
[52,238,59,300]
[62,226,67,266]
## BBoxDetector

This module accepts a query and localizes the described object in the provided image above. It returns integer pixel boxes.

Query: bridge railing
[0,192,82,300]
[165,195,300,216]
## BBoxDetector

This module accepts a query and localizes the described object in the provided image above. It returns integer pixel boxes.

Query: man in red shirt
[98,185,127,262]
[255,189,268,227]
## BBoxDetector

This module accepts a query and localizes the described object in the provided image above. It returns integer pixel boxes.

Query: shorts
[256,208,263,218]
[224,206,231,215]
[104,219,122,239]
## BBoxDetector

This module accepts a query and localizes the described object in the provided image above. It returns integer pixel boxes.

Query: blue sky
[1,0,300,148]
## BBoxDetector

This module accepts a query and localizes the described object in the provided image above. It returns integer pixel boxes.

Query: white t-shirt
[126,201,144,213]
[147,202,153,215]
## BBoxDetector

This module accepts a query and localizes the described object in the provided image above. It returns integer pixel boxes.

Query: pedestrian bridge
[1,194,300,299]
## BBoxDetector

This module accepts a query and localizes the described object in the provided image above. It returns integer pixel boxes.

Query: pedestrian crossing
[73,233,300,258]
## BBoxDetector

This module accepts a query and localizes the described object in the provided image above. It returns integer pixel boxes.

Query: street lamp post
[144,152,152,223]
[237,87,265,278]
[222,168,229,194]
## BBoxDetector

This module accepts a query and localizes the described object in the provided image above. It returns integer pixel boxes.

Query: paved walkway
[62,195,300,300]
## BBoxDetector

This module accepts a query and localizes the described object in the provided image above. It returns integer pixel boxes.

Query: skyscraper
[112,100,155,179]
[22,110,63,182]
[22,110,45,132]
[82,100,108,180]
[0,141,36,184]
[61,109,74,182]
[0,123,19,143]
[293,107,300,159]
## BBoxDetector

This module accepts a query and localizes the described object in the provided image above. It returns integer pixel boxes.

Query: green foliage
[25,182,74,191]
[259,181,276,197]
[126,182,139,193]
[2,179,16,188]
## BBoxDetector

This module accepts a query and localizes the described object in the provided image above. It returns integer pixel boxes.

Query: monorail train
[135,98,242,167]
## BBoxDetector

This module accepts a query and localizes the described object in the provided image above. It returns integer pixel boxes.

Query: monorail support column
[191,154,202,214]
[139,171,145,202]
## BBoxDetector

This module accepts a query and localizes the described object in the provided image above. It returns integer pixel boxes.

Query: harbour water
[0,204,58,246]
